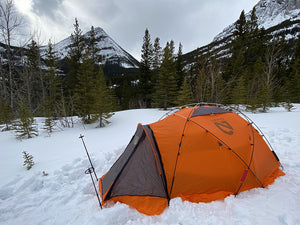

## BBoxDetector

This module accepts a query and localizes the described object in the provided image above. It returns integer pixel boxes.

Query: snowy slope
[40,27,139,69]
[0,106,300,225]
[214,0,300,42]
[184,0,300,65]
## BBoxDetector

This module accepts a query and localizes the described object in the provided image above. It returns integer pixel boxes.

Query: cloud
[31,0,63,20]
[13,0,256,59]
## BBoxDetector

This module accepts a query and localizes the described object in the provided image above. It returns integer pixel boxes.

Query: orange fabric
[149,107,284,203]
[149,111,190,193]
[99,106,284,215]
[106,196,168,215]
[180,191,232,203]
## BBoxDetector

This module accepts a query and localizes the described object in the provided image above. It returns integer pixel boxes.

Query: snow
[213,0,300,43]
[1,105,300,225]
[39,27,139,69]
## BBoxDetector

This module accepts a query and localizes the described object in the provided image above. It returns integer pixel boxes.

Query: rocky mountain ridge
[183,0,300,63]
[40,27,140,70]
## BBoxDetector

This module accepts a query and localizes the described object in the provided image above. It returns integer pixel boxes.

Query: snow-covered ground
[0,105,300,225]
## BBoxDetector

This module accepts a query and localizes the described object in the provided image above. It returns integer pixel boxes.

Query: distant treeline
[115,9,300,110]
[0,3,300,133]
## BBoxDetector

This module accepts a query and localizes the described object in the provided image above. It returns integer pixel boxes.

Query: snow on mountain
[41,27,139,69]
[214,0,300,42]
[0,105,300,224]
[183,0,300,64]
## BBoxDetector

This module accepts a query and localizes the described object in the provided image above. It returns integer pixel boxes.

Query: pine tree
[223,11,248,84]
[43,40,61,118]
[22,151,34,170]
[234,10,247,38]
[138,28,154,108]
[75,26,101,123]
[153,41,178,109]
[87,26,101,64]
[289,59,300,103]
[76,47,97,123]
[248,57,265,111]
[65,18,85,96]
[248,7,258,32]
[231,75,247,107]
[175,42,186,90]
[288,35,300,102]
[42,41,62,132]
[93,68,115,127]
[195,66,208,103]
[176,77,192,106]
[43,117,56,135]
[23,40,44,114]
[245,7,265,66]
[153,37,162,71]
[14,100,38,139]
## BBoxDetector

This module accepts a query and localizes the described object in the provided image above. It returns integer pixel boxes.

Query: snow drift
[0,106,300,225]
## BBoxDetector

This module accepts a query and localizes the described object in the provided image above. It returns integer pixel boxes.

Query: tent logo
[214,120,234,135]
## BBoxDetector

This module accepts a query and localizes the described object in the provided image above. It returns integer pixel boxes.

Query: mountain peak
[213,0,300,42]
[88,27,107,37]
[41,27,139,71]
[93,27,105,33]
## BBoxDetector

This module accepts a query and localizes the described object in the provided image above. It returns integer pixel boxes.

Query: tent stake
[79,134,98,180]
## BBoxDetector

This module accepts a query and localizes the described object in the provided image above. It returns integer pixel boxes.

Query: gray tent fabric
[101,124,168,200]
[191,106,229,117]
[101,125,145,196]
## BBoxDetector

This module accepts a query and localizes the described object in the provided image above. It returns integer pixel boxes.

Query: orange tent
[99,105,284,215]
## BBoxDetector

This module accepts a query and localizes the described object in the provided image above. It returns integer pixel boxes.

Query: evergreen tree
[153,41,178,109]
[65,18,85,96]
[248,7,258,32]
[87,26,101,65]
[223,8,268,106]
[247,57,265,110]
[231,75,247,106]
[175,42,186,90]
[93,68,115,127]
[76,45,97,123]
[138,28,154,108]
[176,76,192,106]
[153,37,162,71]
[75,26,101,123]
[22,151,34,170]
[14,100,38,139]
[43,117,56,135]
[287,35,300,102]
[245,7,264,66]
[23,40,44,113]
[194,67,207,103]
[43,40,61,118]
[206,56,224,103]
[223,11,248,84]
[289,59,300,102]
[234,10,247,40]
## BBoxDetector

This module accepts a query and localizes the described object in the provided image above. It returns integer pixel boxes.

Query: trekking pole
[85,167,102,209]
[79,134,98,180]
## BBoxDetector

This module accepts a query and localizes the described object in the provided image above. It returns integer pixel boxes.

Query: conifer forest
[0,0,300,135]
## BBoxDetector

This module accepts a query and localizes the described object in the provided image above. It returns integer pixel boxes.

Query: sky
[12,0,257,60]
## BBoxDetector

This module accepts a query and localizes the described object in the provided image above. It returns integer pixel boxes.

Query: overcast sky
[13,0,257,60]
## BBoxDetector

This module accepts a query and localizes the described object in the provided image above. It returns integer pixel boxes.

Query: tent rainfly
[99,105,284,215]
